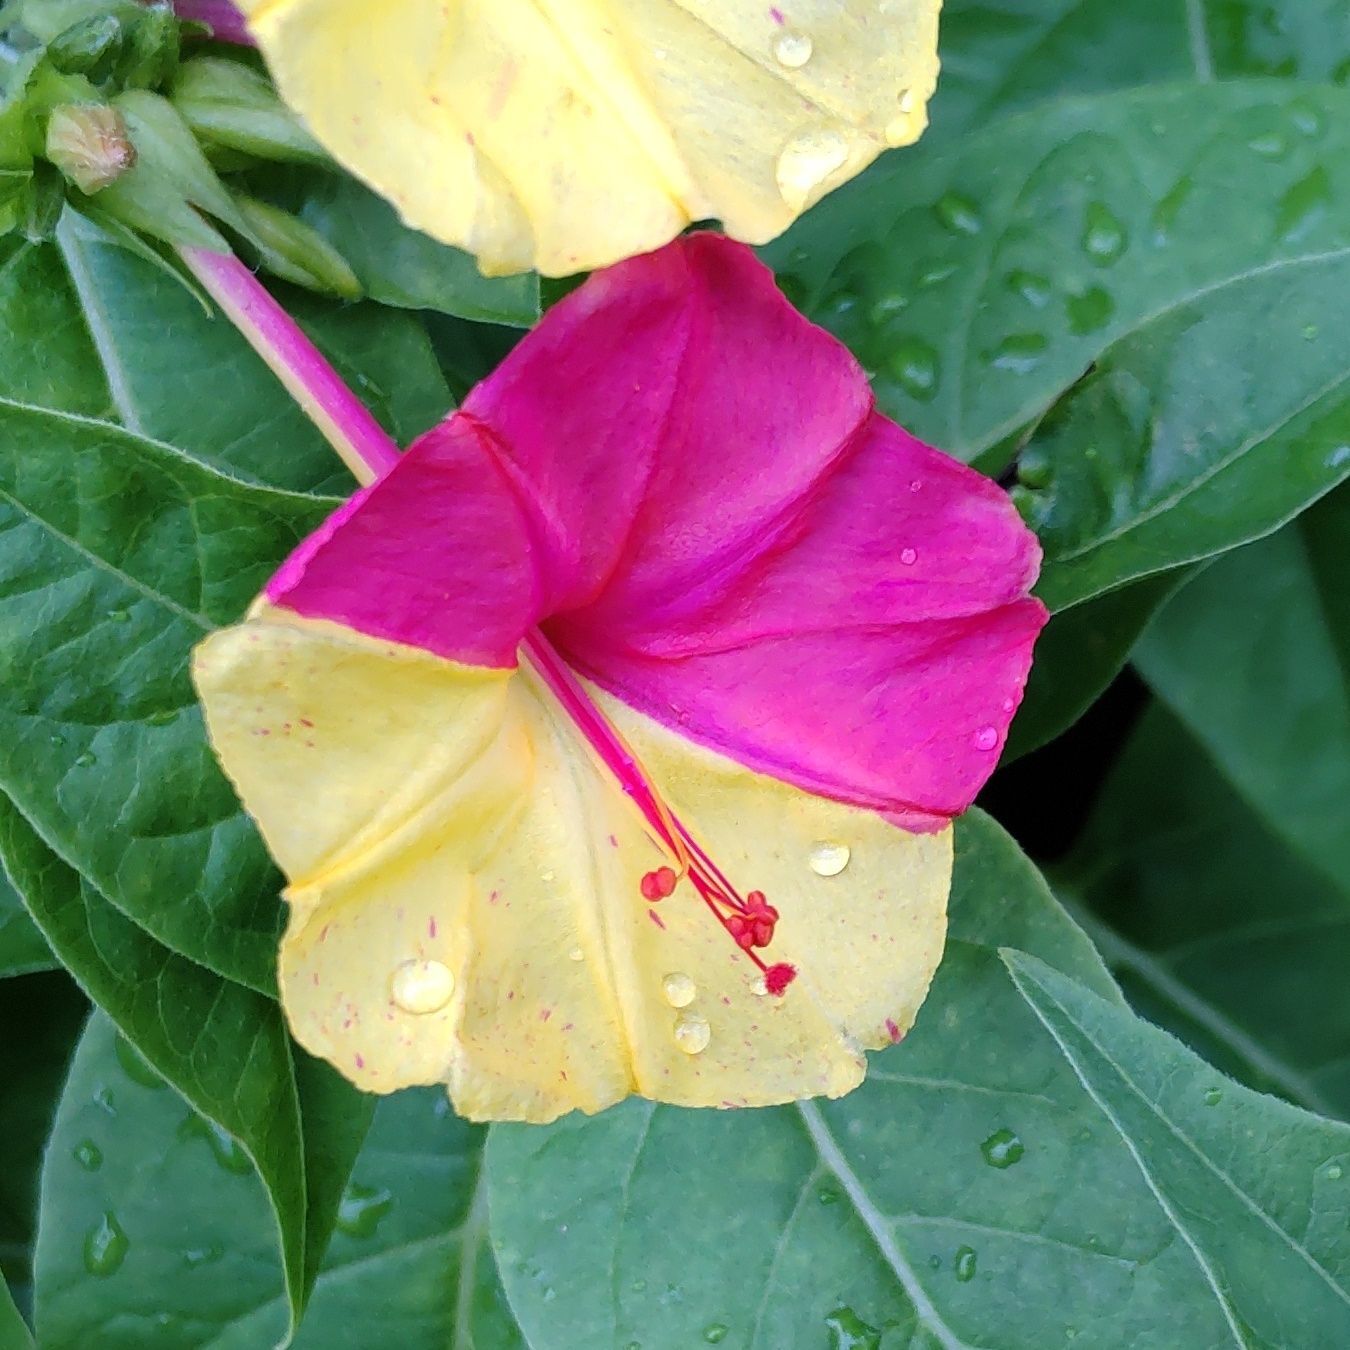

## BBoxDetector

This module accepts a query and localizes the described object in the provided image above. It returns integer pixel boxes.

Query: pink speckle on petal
[769,6,785,24]
[540,1008,553,1022]
[886,1018,903,1044]
[428,916,438,939]
[354,1053,365,1069]
[648,908,666,929]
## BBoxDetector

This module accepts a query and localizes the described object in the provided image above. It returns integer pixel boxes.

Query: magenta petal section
[262,234,1047,820]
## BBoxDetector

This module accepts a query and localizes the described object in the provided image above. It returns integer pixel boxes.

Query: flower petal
[193,610,949,1121]
[233,0,941,275]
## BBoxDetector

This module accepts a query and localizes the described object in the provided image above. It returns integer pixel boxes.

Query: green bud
[21,159,64,239]
[46,14,125,81]
[231,193,362,299]
[13,0,141,45]
[170,58,327,167]
[117,4,179,90]
[0,166,32,235]
[46,100,135,192]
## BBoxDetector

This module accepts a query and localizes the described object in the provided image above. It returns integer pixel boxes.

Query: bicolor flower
[229,0,942,276]
[193,235,1046,1124]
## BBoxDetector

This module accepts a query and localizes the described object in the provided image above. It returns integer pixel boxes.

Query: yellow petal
[193,608,950,1122]
[235,0,942,276]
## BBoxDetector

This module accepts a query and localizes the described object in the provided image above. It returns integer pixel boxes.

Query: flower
[192,235,1046,1123]
[229,0,942,276]
[172,0,253,45]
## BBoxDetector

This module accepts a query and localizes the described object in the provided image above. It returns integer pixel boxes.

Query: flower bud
[45,102,137,194]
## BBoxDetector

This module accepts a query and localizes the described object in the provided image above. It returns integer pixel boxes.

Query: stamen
[521,631,792,987]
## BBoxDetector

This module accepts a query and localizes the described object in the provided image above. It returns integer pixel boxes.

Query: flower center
[521,631,797,996]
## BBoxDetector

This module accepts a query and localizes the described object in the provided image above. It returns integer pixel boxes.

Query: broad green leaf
[35,1013,520,1350]
[765,83,1350,466]
[1135,489,1350,893]
[0,222,450,498]
[1005,568,1196,760]
[1003,951,1350,1346]
[0,869,52,977]
[1022,258,1350,611]
[1,801,372,1343]
[51,215,450,492]
[931,0,1350,140]
[257,169,541,327]
[0,397,333,988]
[0,1274,30,1350]
[1059,707,1350,1119]
[0,972,86,1314]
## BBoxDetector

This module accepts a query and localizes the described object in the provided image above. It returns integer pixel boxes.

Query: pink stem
[179,247,400,484]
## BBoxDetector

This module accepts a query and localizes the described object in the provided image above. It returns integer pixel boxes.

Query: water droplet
[818,1185,840,1204]
[1066,286,1115,336]
[928,1253,941,1269]
[825,1306,882,1349]
[49,734,66,749]
[1304,324,1320,341]
[1204,1087,1223,1106]
[1326,445,1350,471]
[933,191,982,235]
[973,725,999,752]
[106,608,130,624]
[183,1242,223,1269]
[704,1325,729,1344]
[954,1245,977,1282]
[1081,202,1128,264]
[543,1287,557,1303]
[1151,177,1194,241]
[1005,270,1051,307]
[624,1342,642,1350]
[93,1085,116,1117]
[177,1114,253,1174]
[336,1183,394,1239]
[989,333,1047,374]
[1290,100,1325,138]
[980,1128,1024,1168]
[74,750,96,768]
[773,31,813,68]
[1324,1162,1344,1180]
[900,547,918,566]
[1248,130,1289,158]
[631,1278,648,1293]
[391,958,455,1014]
[776,128,849,209]
[568,947,584,962]
[146,708,176,726]
[83,1212,129,1277]
[73,1139,103,1171]
[808,841,851,877]
[673,1012,711,1055]
[662,972,697,1008]
[897,88,916,116]
[886,337,939,401]
[1277,166,1331,241]
[115,1036,165,1089]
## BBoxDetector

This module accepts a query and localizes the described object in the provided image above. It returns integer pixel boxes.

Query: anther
[640,866,678,901]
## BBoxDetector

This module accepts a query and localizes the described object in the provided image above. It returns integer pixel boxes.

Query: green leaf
[1002,950,1350,1345]
[0,868,52,976]
[491,808,1350,1347]
[1059,706,1350,1118]
[0,1274,31,1350]
[1135,488,1350,893]
[257,168,540,327]
[35,1012,519,1349]
[765,83,1350,467]
[1,800,373,1343]
[1005,567,1196,760]
[48,217,450,492]
[1022,254,1350,611]
[0,396,335,988]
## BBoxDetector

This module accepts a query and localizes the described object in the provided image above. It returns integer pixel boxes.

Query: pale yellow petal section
[193,610,949,1122]
[236,0,942,275]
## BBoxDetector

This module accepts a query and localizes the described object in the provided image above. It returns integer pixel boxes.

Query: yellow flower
[232,0,942,275]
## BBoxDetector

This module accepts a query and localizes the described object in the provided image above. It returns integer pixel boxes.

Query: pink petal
[263,234,1046,820]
